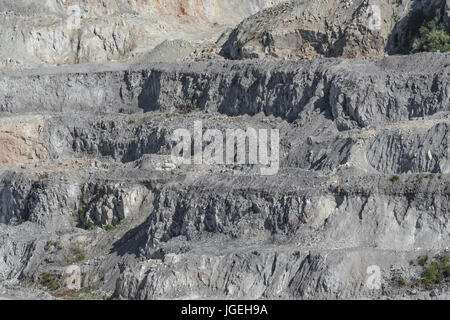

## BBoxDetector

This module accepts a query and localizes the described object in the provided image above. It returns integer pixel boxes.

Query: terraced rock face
[0,51,449,299]
[0,0,449,301]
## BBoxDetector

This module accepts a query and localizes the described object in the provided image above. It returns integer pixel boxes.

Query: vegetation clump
[411,21,450,53]
[103,224,116,231]
[83,222,94,230]
[73,253,86,263]
[417,254,450,289]
[40,273,62,291]
[392,276,407,287]
[418,255,428,267]
[390,175,400,182]
[66,247,87,265]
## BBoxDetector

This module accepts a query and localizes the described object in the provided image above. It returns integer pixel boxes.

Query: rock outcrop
[0,0,285,67]
[221,0,447,60]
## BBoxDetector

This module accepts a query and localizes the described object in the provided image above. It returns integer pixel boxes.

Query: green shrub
[67,248,87,265]
[392,276,407,287]
[44,240,55,251]
[103,224,116,231]
[74,253,86,263]
[418,255,428,267]
[444,264,450,278]
[411,21,450,53]
[40,273,62,291]
[78,200,87,218]
[84,222,94,230]
[390,175,400,182]
[418,254,450,289]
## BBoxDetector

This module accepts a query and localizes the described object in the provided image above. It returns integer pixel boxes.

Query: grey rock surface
[1,53,448,129]
[0,0,449,301]
[0,52,449,299]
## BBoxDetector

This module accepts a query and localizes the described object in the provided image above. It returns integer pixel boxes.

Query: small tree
[411,21,450,53]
